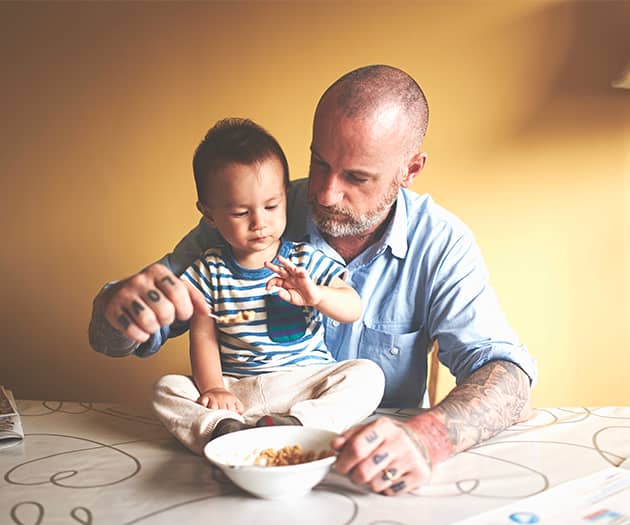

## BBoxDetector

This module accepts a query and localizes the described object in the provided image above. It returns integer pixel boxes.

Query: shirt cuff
[88,289,141,357]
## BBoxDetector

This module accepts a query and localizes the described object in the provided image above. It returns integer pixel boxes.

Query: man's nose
[316,174,343,207]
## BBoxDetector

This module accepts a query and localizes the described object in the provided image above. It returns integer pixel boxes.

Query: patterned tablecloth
[1,401,629,524]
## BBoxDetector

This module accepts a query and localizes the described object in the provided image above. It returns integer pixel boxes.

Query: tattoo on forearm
[147,289,161,302]
[130,300,145,316]
[396,420,433,467]
[435,360,530,454]
[160,276,175,286]
[408,413,453,466]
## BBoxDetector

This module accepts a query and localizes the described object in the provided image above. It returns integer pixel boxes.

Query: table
[1,401,629,524]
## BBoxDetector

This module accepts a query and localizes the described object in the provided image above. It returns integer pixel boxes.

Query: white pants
[153,359,385,455]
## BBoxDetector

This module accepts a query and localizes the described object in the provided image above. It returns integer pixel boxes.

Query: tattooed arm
[332,359,531,496]
[425,359,531,453]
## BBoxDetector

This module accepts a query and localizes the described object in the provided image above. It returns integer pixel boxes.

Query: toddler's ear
[196,201,216,226]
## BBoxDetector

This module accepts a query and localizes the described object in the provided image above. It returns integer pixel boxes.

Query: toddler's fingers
[264,260,286,275]
[275,288,293,303]
[276,255,296,271]
[266,277,283,290]
[293,266,309,278]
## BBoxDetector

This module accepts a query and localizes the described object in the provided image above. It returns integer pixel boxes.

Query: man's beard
[309,180,400,238]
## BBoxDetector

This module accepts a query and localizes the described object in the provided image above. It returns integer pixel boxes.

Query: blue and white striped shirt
[181,239,344,376]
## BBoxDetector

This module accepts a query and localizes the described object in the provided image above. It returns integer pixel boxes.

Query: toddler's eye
[231,211,248,218]
[265,204,278,210]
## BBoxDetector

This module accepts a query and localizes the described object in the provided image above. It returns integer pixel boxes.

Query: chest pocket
[358,323,428,408]
[265,294,307,343]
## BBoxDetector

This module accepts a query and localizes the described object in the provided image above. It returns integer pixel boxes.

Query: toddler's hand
[264,255,322,306]
[198,388,244,413]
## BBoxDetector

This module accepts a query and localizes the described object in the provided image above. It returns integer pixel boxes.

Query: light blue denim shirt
[137,179,537,408]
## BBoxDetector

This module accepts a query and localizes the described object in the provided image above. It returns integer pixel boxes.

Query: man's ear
[196,201,216,227]
[401,151,428,188]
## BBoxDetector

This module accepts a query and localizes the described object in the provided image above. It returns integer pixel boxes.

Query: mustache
[309,199,354,218]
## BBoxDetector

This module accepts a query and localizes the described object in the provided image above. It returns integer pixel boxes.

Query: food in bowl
[203,426,338,499]
[254,444,336,466]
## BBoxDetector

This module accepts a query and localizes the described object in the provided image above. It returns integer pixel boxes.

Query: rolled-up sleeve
[426,225,537,386]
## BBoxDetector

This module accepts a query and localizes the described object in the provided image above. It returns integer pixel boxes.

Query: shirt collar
[305,188,409,261]
[383,189,408,259]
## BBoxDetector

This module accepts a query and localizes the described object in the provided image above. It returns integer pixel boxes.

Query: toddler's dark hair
[193,118,289,202]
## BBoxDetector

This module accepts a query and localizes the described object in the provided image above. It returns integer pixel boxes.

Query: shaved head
[316,65,429,155]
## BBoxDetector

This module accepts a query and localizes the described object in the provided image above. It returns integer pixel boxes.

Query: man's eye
[310,158,329,171]
[346,173,368,184]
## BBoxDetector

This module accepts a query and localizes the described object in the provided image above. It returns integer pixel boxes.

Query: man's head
[308,65,429,239]
[193,118,289,260]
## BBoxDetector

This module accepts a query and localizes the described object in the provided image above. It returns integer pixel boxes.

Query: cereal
[253,444,335,466]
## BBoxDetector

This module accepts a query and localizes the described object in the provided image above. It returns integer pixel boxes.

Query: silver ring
[382,468,397,482]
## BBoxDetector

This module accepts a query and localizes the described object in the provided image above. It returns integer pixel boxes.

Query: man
[89,65,537,496]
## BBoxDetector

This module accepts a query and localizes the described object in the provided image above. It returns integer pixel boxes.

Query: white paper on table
[0,385,18,418]
[0,388,24,449]
[452,467,630,525]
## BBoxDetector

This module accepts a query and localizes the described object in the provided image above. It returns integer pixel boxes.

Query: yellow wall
[1,1,628,407]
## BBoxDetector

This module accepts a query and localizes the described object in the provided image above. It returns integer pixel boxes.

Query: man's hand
[103,263,208,342]
[332,360,532,496]
[331,414,451,496]
[264,255,322,306]
[197,387,244,413]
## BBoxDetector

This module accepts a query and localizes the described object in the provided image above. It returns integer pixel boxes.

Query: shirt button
[330,320,340,327]
[390,347,399,355]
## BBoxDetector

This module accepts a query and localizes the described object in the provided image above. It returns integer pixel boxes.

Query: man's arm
[427,360,531,453]
[332,359,531,496]
[400,360,531,478]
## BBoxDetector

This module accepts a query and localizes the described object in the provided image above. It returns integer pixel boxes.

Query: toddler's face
[201,156,287,263]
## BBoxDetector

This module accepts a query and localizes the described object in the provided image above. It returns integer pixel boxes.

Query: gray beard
[309,183,400,238]
[311,204,392,238]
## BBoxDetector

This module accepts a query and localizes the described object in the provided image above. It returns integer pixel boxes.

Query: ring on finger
[382,467,397,482]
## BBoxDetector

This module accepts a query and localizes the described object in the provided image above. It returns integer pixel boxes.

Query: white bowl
[203,426,338,500]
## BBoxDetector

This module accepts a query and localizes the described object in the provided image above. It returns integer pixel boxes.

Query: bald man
[89,65,536,496]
